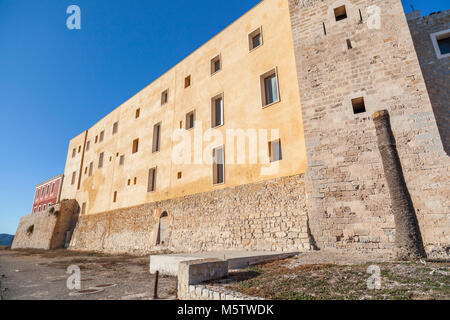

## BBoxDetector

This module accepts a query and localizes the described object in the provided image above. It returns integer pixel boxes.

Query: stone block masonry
[288,0,449,257]
[69,174,312,254]
[11,200,79,250]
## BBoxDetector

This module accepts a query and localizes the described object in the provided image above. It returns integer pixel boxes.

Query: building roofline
[35,174,64,188]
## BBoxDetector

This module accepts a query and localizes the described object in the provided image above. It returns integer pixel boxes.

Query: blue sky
[0,0,447,234]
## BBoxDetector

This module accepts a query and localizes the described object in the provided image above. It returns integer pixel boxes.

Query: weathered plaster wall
[407,10,450,155]
[288,0,450,257]
[69,174,312,254]
[11,200,79,250]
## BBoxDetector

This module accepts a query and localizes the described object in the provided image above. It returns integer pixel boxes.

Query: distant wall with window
[32,174,64,214]
[59,0,307,216]
[407,10,450,155]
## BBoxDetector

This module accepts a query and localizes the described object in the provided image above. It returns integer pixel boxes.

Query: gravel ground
[0,249,177,300]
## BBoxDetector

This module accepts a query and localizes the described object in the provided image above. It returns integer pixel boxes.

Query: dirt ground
[209,251,450,300]
[0,249,177,300]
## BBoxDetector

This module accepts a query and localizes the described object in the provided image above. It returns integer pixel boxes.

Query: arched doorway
[158,211,168,245]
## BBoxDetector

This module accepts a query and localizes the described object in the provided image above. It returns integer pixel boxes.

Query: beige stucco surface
[60,0,307,215]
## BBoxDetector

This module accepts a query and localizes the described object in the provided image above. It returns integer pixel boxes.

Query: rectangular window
[38,206,41,212]
[34,207,37,213]
[88,162,93,176]
[211,94,224,128]
[134,177,137,185]
[43,204,46,211]
[161,89,169,105]
[78,146,81,153]
[119,155,125,166]
[98,152,104,168]
[113,191,117,203]
[185,75,191,88]
[132,138,139,154]
[71,171,76,185]
[186,110,195,130]
[148,167,157,192]
[127,179,131,186]
[431,30,450,59]
[177,172,182,179]
[334,5,347,21]
[211,55,221,75]
[438,37,450,55]
[95,135,98,143]
[152,123,161,153]
[136,108,140,119]
[99,130,105,142]
[36,189,40,198]
[81,202,86,215]
[212,146,225,185]
[51,183,55,194]
[352,97,366,114]
[269,139,283,162]
[261,68,280,107]
[249,27,263,51]
[86,140,90,151]
[72,148,76,158]
[46,185,49,195]
[113,122,119,135]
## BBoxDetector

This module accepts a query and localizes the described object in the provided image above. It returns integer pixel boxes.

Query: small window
[177,172,182,179]
[71,171,76,185]
[152,123,161,153]
[211,55,221,75]
[186,110,195,130]
[437,37,450,55]
[148,167,157,192]
[185,75,191,88]
[113,191,117,203]
[213,146,225,185]
[132,138,139,154]
[211,94,224,128]
[95,135,98,143]
[269,139,283,162]
[161,89,169,105]
[84,166,88,175]
[127,179,131,186]
[46,185,49,194]
[134,177,137,185]
[249,27,263,51]
[72,148,76,158]
[113,122,119,135]
[78,146,81,153]
[81,202,86,215]
[347,39,352,49]
[119,155,125,166]
[352,97,366,114]
[261,68,280,107]
[43,204,46,211]
[38,206,41,212]
[51,183,55,194]
[334,5,347,21]
[431,30,450,59]
[98,152,104,168]
[99,130,104,142]
[135,108,140,119]
[86,140,90,151]
[88,162,93,176]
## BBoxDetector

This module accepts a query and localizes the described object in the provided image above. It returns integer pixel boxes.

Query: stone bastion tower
[288,0,449,257]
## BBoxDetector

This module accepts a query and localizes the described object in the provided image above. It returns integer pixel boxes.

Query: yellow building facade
[60,0,307,216]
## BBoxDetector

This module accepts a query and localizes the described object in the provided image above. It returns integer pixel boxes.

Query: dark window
[211,55,221,74]
[113,191,117,203]
[352,97,366,114]
[186,111,195,130]
[269,139,283,162]
[136,108,140,118]
[161,89,169,105]
[261,69,280,107]
[51,183,55,193]
[132,139,139,154]
[86,140,90,151]
[72,148,76,158]
[88,162,93,176]
[152,123,161,153]
[249,27,263,51]
[119,155,125,166]
[113,122,119,135]
[98,152,104,168]
[185,75,191,88]
[211,95,224,128]
[81,202,86,214]
[71,171,76,185]
[213,146,225,185]
[334,5,347,21]
[347,39,353,50]
[177,172,182,179]
[438,36,450,55]
[99,130,104,142]
[148,167,157,192]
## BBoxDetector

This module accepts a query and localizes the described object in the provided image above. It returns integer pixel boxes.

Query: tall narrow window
[152,123,161,153]
[72,148,76,158]
[81,202,86,214]
[113,122,119,135]
[119,155,125,166]
[248,27,263,51]
[98,152,104,168]
[186,110,195,130]
[135,108,140,119]
[51,183,55,194]
[113,191,117,203]
[95,135,98,143]
[36,189,40,199]
[148,167,157,192]
[71,171,76,185]
[213,146,225,185]
[161,89,169,105]
[86,140,90,151]
[185,75,191,88]
[334,5,347,21]
[269,139,283,162]
[46,185,49,195]
[211,55,221,75]
[211,94,224,128]
[132,138,139,154]
[261,68,280,107]
[78,146,81,153]
[88,162,93,176]
[99,130,105,142]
